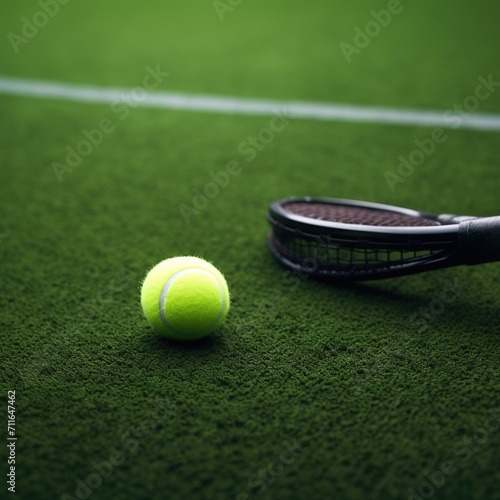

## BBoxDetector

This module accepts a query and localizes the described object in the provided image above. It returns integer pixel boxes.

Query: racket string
[272,230,441,271]
[284,202,440,227]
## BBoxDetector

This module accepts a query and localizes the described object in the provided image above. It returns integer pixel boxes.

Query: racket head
[268,197,464,280]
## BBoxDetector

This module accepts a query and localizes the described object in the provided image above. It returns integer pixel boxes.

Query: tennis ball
[141,256,230,340]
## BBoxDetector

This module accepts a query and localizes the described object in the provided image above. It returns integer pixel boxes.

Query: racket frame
[268,197,466,280]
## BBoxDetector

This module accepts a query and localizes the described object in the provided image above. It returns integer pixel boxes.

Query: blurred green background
[1,1,499,499]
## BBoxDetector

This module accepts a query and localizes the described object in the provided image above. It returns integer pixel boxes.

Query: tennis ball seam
[158,269,226,337]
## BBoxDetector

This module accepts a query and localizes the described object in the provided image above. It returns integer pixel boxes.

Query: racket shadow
[334,278,499,337]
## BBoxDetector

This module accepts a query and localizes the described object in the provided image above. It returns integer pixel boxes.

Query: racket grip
[459,216,500,265]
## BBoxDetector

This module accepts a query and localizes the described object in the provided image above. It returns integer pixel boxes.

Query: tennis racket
[268,197,500,280]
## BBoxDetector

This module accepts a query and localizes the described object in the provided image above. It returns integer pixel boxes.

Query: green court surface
[1,1,500,499]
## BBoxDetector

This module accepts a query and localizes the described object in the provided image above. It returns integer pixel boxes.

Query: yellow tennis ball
[141,256,230,340]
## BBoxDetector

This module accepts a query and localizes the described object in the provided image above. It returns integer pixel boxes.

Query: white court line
[1,76,500,131]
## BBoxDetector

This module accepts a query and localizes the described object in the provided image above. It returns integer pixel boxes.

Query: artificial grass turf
[1,93,500,500]
[2,1,500,499]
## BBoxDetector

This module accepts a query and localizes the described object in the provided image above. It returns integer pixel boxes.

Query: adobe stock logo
[385,74,500,192]
[178,163,242,224]
[51,65,169,182]
[409,278,467,333]
[236,440,304,499]
[61,397,177,500]
[178,109,291,224]
[408,408,500,499]
[7,0,71,54]
[213,0,244,21]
